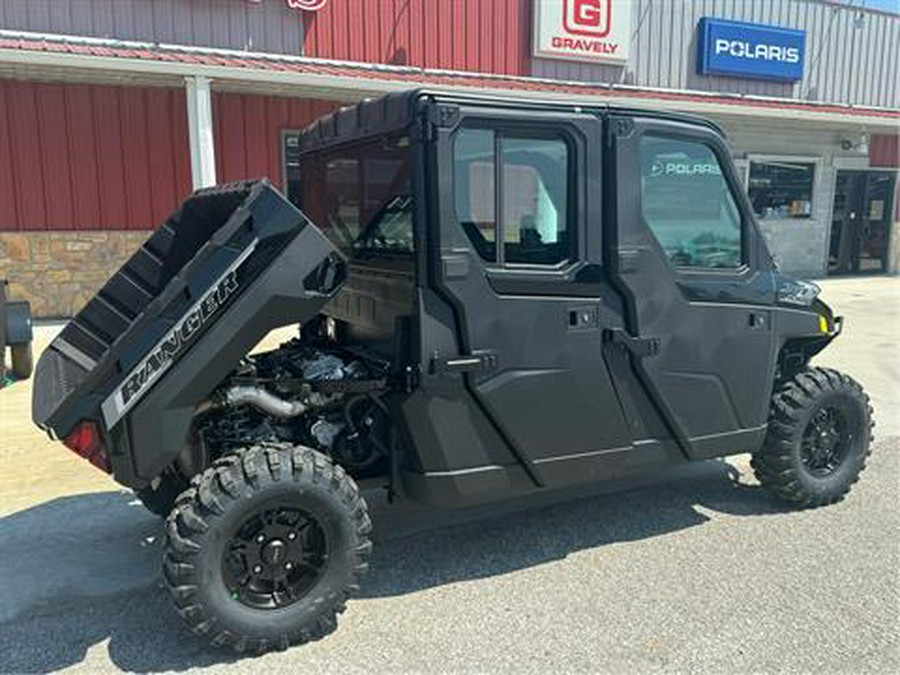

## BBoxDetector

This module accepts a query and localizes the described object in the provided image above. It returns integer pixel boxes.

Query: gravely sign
[533,0,632,65]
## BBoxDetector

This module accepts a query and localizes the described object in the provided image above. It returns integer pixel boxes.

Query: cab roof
[297,88,724,154]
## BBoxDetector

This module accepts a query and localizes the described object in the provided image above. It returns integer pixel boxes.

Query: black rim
[800,404,853,477]
[222,505,329,610]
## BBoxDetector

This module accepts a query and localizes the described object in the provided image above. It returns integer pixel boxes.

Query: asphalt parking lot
[0,276,897,674]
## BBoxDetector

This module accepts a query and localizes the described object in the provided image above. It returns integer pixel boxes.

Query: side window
[501,137,569,265]
[453,127,572,266]
[639,135,743,269]
[454,128,497,262]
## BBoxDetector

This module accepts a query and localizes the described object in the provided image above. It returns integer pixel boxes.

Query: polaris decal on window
[101,241,257,428]
[650,160,722,177]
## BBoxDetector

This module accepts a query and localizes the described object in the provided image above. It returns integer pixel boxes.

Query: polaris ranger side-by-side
[32,90,873,653]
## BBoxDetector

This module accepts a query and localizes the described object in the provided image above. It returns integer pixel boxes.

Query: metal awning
[1,29,898,130]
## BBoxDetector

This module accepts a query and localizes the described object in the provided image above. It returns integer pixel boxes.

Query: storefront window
[748,160,815,220]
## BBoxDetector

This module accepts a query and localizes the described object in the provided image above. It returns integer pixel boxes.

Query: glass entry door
[830,171,895,274]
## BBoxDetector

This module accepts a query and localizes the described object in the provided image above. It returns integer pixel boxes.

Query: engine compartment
[191,337,395,480]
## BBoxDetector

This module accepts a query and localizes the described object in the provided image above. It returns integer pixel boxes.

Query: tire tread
[753,366,874,508]
[163,443,371,654]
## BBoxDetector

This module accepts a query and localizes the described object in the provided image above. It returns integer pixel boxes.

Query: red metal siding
[867,135,900,221]
[870,134,899,169]
[37,84,75,231]
[0,83,18,229]
[302,0,530,76]
[66,85,102,229]
[0,80,192,232]
[212,92,339,186]
[92,86,129,230]
[5,80,45,230]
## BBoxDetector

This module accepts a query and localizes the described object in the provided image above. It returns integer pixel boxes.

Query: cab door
[607,115,778,458]
[425,101,634,486]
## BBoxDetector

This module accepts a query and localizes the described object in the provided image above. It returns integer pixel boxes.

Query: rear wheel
[163,444,371,653]
[10,342,33,379]
[752,367,873,507]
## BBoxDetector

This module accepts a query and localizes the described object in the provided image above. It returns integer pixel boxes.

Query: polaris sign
[697,17,805,82]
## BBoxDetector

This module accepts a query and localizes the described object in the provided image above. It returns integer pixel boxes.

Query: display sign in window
[748,161,815,220]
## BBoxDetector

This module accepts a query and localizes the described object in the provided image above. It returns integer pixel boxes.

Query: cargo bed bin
[32,180,345,487]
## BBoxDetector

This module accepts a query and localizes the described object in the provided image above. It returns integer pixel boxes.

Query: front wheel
[163,444,372,653]
[752,367,873,508]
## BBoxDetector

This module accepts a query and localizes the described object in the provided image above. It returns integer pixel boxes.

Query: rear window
[291,134,413,257]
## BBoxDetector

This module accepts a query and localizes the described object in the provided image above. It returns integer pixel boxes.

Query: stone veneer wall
[0,231,150,318]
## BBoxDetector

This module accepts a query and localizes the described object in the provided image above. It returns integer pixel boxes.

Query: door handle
[617,248,642,274]
[431,349,498,374]
[442,255,469,280]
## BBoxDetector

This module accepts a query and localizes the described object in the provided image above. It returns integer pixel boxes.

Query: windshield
[298,135,413,257]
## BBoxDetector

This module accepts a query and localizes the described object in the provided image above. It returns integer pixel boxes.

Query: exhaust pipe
[223,386,309,417]
[196,385,309,418]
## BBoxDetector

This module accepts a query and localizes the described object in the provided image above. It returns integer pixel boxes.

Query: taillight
[63,421,111,473]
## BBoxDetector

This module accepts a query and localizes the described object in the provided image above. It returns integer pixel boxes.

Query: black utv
[32,90,873,653]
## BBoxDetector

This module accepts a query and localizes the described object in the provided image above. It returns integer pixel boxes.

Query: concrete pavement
[812,277,900,436]
[0,276,897,673]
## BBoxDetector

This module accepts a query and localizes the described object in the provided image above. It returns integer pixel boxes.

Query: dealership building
[0,0,897,317]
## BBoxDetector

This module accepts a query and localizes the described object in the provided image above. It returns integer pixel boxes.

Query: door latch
[748,311,770,331]
[568,306,599,331]
[605,328,661,358]
[431,349,498,375]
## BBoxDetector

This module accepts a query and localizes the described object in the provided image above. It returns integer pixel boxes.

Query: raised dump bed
[32,180,345,484]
